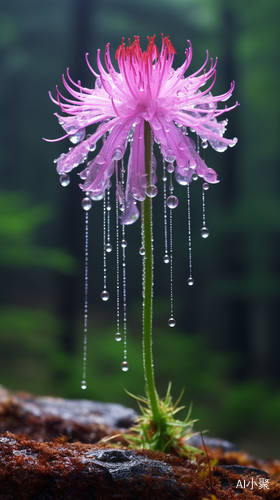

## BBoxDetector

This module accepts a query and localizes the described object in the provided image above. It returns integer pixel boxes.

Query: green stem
[142,120,160,423]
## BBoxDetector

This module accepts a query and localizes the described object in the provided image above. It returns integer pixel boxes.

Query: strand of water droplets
[187,185,194,286]
[101,192,110,301]
[200,183,210,238]
[162,162,169,264]
[166,164,178,328]
[120,159,129,371]
[115,179,121,343]
[196,135,210,239]
[81,193,92,390]
[106,187,112,253]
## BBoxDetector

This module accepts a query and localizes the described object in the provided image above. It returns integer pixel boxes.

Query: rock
[1,432,280,500]
[0,385,137,443]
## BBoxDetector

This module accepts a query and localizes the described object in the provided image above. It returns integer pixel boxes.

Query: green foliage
[0,190,76,273]
[123,383,204,458]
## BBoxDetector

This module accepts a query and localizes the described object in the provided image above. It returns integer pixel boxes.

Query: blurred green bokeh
[0,0,279,458]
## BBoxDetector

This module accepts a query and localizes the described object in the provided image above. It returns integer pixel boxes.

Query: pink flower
[47,35,238,223]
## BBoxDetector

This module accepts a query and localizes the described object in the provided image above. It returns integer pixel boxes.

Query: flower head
[47,35,238,223]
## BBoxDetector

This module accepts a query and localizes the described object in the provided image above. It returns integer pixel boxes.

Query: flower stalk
[142,120,160,423]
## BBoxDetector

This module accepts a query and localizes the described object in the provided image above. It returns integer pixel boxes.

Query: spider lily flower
[46,35,238,224]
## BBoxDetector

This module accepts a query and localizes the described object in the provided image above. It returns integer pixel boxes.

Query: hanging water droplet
[168,317,176,327]
[167,163,175,173]
[192,173,198,181]
[187,277,194,286]
[107,204,111,211]
[81,380,87,390]
[146,185,158,197]
[200,227,209,238]
[163,254,170,264]
[81,197,92,211]
[69,128,86,144]
[105,243,113,253]
[203,182,209,191]
[121,239,127,248]
[121,361,129,371]
[59,174,70,187]
[201,140,208,149]
[89,142,96,152]
[139,247,145,256]
[115,333,122,341]
[101,290,110,301]
[162,173,167,182]
[166,196,179,209]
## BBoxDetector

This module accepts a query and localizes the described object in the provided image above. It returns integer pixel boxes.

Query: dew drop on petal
[115,333,122,341]
[121,361,129,371]
[139,247,145,256]
[69,128,86,144]
[105,243,113,253]
[166,195,179,209]
[168,317,176,327]
[200,227,209,238]
[59,174,70,187]
[81,380,87,390]
[81,197,92,210]
[163,254,170,264]
[112,148,123,161]
[121,239,127,248]
[187,277,194,286]
[90,191,105,201]
[203,182,209,191]
[101,290,110,301]
[146,185,158,198]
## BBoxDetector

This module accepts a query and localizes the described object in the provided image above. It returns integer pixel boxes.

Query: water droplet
[69,128,86,144]
[139,247,145,256]
[146,185,158,198]
[90,142,96,152]
[187,277,194,286]
[115,333,122,341]
[112,148,124,161]
[168,317,176,327]
[101,290,110,301]
[192,173,198,181]
[81,380,87,390]
[106,204,111,211]
[167,163,175,173]
[105,243,113,253]
[203,183,209,191]
[121,361,129,371]
[166,196,179,209]
[200,227,209,238]
[162,174,167,182]
[81,197,92,211]
[201,140,208,149]
[90,191,105,201]
[121,239,127,248]
[59,174,70,187]
[163,254,170,264]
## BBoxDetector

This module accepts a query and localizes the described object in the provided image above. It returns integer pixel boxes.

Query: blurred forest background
[0,0,280,458]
